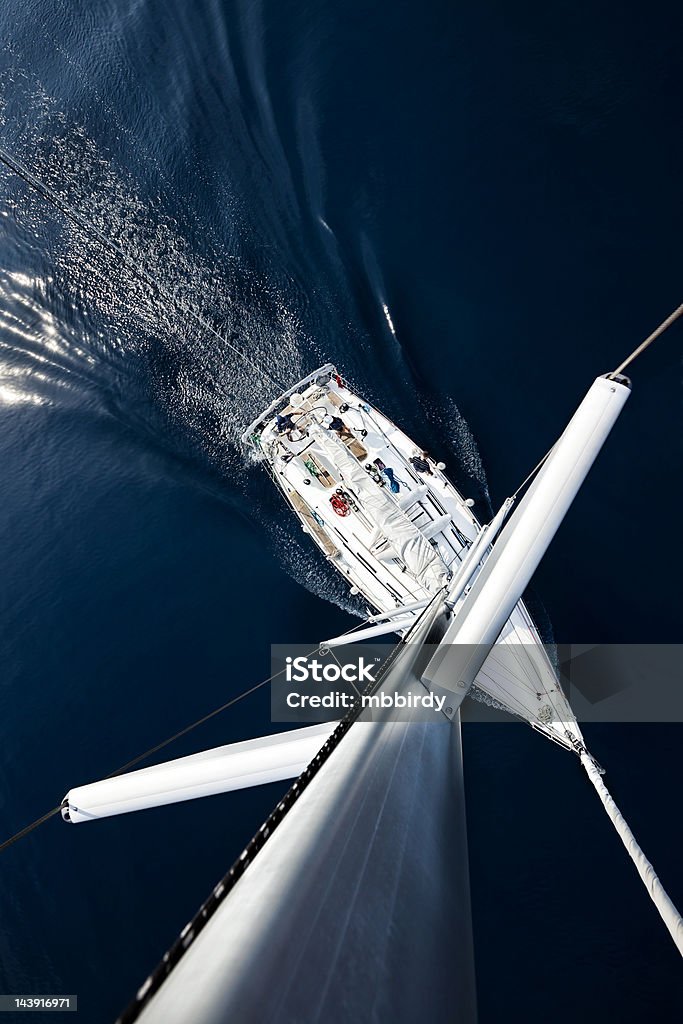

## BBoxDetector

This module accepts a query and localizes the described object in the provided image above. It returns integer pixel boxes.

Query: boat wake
[0,61,490,618]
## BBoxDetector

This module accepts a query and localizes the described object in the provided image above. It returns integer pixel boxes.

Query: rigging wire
[506,301,683,504]
[0,675,271,854]
[0,806,62,854]
[510,446,553,501]
[0,144,286,391]
[0,624,366,854]
[609,302,683,378]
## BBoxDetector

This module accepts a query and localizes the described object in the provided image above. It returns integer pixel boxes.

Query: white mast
[125,598,477,1024]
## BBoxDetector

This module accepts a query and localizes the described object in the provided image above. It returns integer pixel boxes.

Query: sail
[472,614,585,749]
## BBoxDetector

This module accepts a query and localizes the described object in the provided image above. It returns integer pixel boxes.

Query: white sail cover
[63,725,335,823]
[312,426,447,592]
[580,753,683,956]
[424,374,631,741]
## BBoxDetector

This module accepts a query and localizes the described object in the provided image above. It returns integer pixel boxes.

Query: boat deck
[246,367,479,617]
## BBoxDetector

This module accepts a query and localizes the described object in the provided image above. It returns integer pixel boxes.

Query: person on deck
[276,413,296,433]
[410,451,433,475]
[327,415,354,442]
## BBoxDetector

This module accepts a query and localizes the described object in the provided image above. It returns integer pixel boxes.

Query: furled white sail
[424,374,631,724]
[580,753,683,956]
[62,725,335,824]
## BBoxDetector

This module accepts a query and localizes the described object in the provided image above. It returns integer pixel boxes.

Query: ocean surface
[0,1,681,1021]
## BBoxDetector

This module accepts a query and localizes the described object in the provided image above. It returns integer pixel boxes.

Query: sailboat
[60,361,682,1023]
[0,135,678,1023]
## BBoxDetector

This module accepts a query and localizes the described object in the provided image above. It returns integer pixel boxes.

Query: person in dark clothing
[327,415,354,442]
[276,413,296,433]
[410,451,433,474]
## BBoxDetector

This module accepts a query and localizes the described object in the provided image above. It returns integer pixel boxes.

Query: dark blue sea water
[0,2,681,1021]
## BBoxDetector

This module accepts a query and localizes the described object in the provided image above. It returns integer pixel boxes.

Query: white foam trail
[0,65,490,623]
[419,393,490,502]
[382,302,396,337]
[0,71,317,461]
